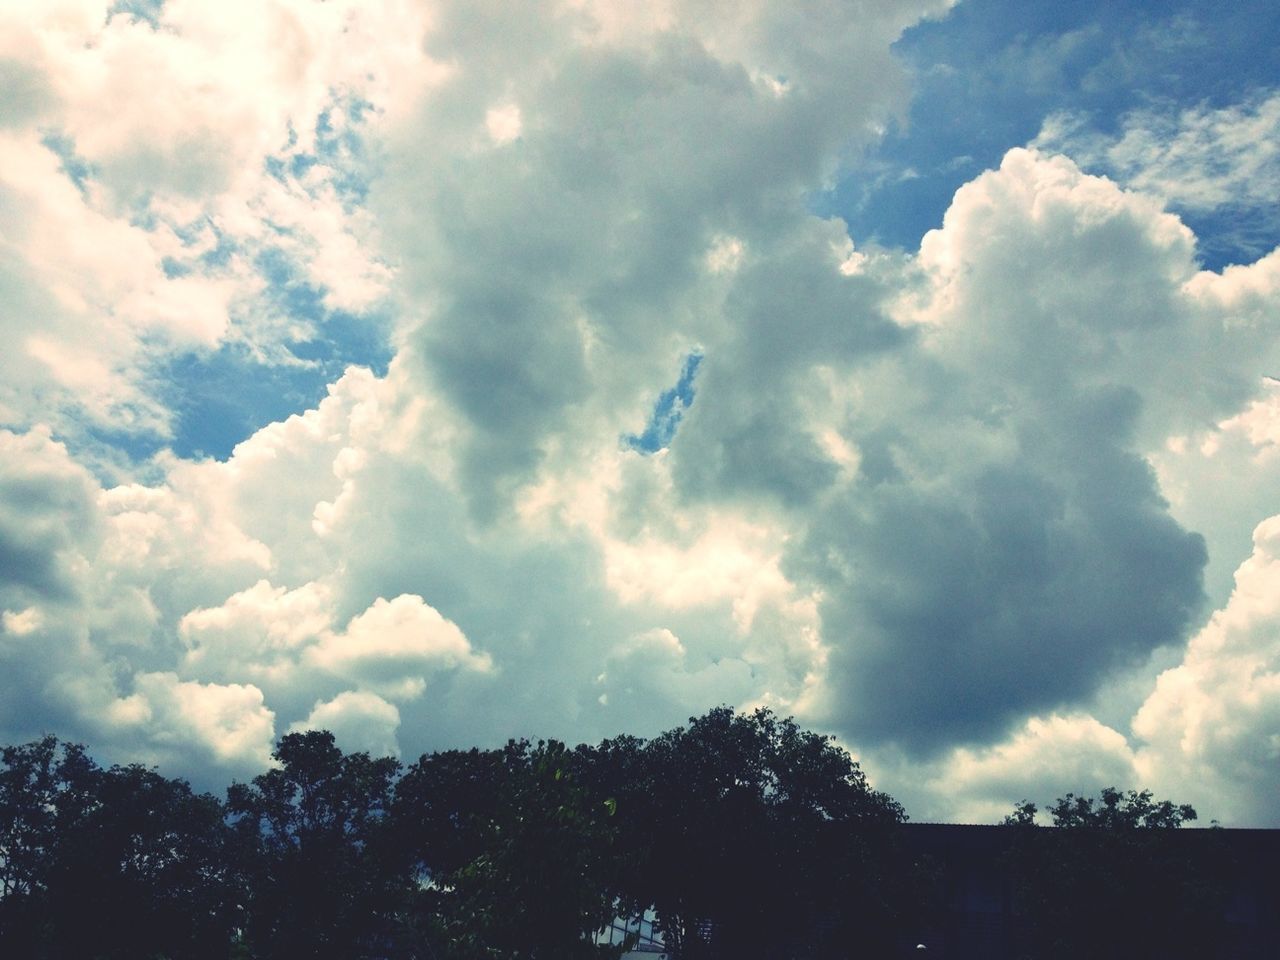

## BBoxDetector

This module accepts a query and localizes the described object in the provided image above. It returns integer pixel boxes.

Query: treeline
[0,707,1225,960]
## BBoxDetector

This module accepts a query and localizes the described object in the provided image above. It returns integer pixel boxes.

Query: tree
[0,736,235,959]
[392,739,627,960]
[603,707,910,960]
[0,736,101,953]
[43,764,235,960]
[227,730,403,960]
[1003,788,1228,960]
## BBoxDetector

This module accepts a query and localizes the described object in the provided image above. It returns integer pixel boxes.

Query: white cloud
[120,671,276,770]
[181,579,333,686]
[1134,514,1280,825]
[485,103,523,145]
[0,131,240,434]
[790,148,1248,750]
[1,607,43,636]
[180,578,491,707]
[1038,93,1280,213]
[0,0,440,437]
[594,627,756,732]
[289,690,402,758]
[856,710,1140,827]
[1036,91,1280,265]
[309,594,492,698]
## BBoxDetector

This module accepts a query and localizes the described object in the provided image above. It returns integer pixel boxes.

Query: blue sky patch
[821,0,1280,271]
[177,263,387,459]
[626,353,702,453]
[156,244,390,461]
[106,0,165,29]
[267,96,376,208]
[146,94,386,462]
[161,346,329,460]
[40,132,96,195]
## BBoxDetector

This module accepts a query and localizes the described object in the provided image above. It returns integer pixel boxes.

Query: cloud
[0,0,433,442]
[1148,330,1280,607]
[783,149,1234,752]
[1038,93,1280,213]
[3,0,1280,828]
[1134,515,1280,825]
[592,627,756,733]
[375,0,952,519]
[0,130,238,435]
[0,426,101,603]
[179,580,492,712]
[1037,91,1280,265]
[309,594,492,695]
[180,579,334,688]
[289,690,402,758]
[870,713,1139,825]
[118,671,276,770]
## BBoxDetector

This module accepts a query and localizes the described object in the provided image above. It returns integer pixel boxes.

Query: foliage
[1002,788,1227,960]
[603,707,911,960]
[0,736,234,959]
[392,738,626,960]
[44,764,234,959]
[226,730,404,960]
[0,723,1246,960]
[0,736,97,902]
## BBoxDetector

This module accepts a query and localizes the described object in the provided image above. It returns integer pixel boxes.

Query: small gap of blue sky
[39,131,96,197]
[266,96,376,209]
[625,352,702,454]
[819,0,1280,271]
[1183,205,1280,274]
[106,0,165,29]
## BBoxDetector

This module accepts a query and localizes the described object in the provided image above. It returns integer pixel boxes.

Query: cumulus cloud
[117,672,276,771]
[1134,515,1280,825]
[180,579,491,706]
[0,0,433,439]
[1037,92,1280,264]
[789,149,1237,752]
[289,690,402,758]
[593,627,756,734]
[376,0,951,519]
[3,0,1280,827]
[309,594,492,695]
[0,427,100,603]
[900,714,1139,824]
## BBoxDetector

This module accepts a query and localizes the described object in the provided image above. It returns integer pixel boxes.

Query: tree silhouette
[392,738,626,960]
[604,707,910,960]
[1,736,234,959]
[1003,788,1228,960]
[226,730,403,960]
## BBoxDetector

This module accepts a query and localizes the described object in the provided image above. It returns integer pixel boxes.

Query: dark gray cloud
[801,428,1206,752]
[0,430,99,603]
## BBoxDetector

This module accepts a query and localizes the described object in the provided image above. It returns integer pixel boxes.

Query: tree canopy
[1,735,234,959]
[226,730,403,960]
[0,716,1241,960]
[1002,788,1228,960]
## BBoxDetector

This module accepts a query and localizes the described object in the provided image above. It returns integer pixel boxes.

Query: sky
[2,0,1280,826]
